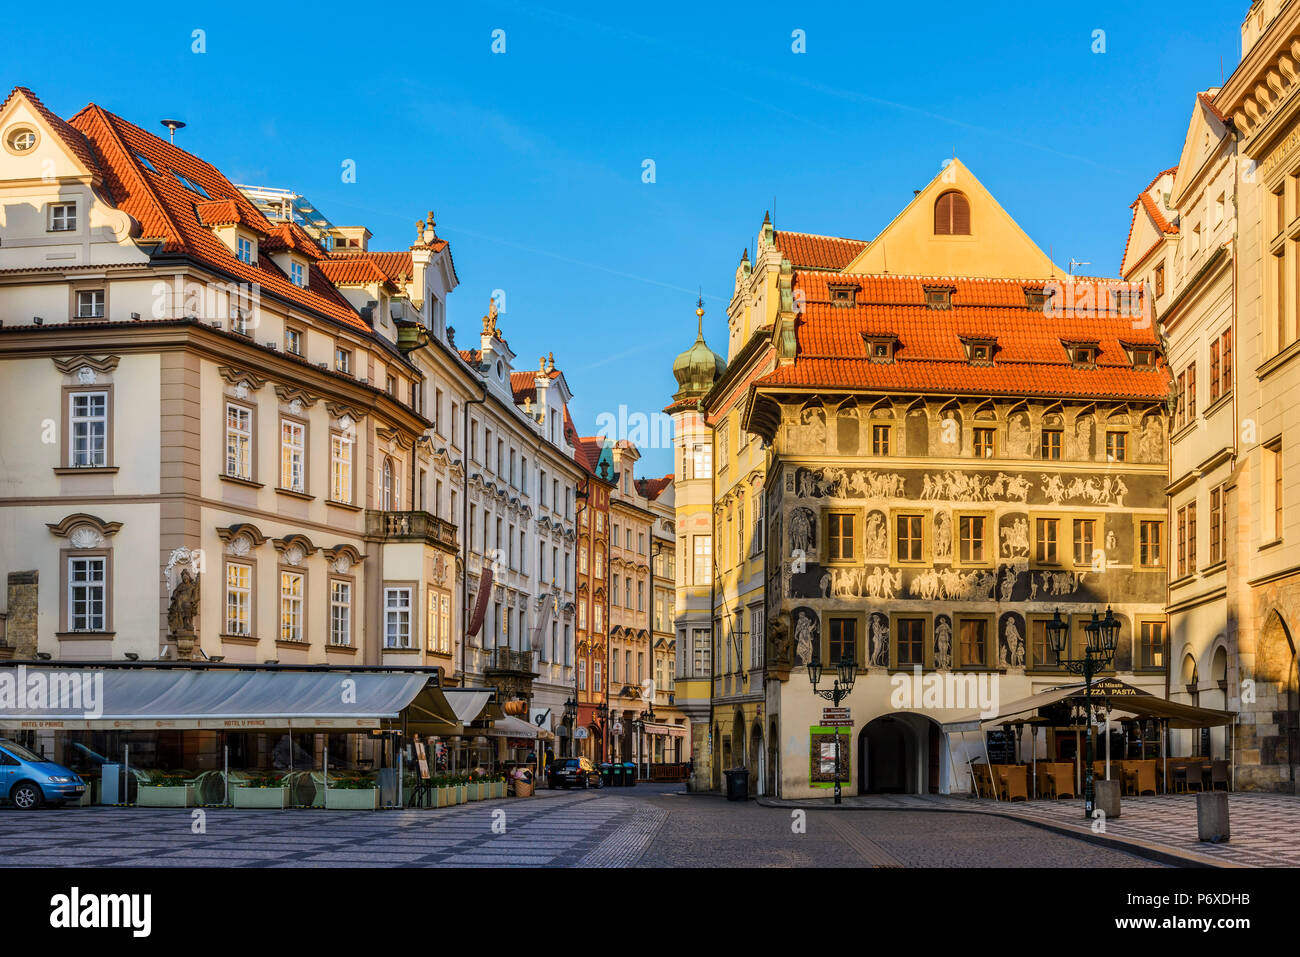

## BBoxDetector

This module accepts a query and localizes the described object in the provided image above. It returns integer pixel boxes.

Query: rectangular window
[973,428,996,458]
[290,261,305,287]
[280,420,305,492]
[68,556,106,631]
[1105,431,1126,463]
[75,289,105,319]
[1210,338,1222,403]
[225,562,251,635]
[1177,503,1197,577]
[1040,429,1062,460]
[1186,362,1197,420]
[384,587,412,649]
[330,433,352,503]
[1072,518,1095,567]
[1139,620,1167,670]
[1036,518,1059,564]
[693,535,711,584]
[237,236,254,264]
[750,606,764,668]
[693,627,711,677]
[871,424,891,456]
[1139,520,1164,567]
[285,327,302,355]
[335,348,351,374]
[280,570,304,643]
[1029,618,1051,669]
[225,403,252,479]
[828,617,857,665]
[896,514,923,562]
[593,660,602,694]
[578,658,587,691]
[958,515,986,564]
[896,618,925,666]
[828,512,855,562]
[692,443,712,479]
[1267,443,1283,541]
[1220,329,1233,395]
[69,391,108,468]
[958,618,988,668]
[48,202,77,231]
[330,580,352,646]
[1209,486,1223,565]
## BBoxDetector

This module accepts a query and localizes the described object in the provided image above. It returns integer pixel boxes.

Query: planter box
[493,781,505,799]
[435,787,451,808]
[457,785,467,804]
[232,786,290,809]
[475,782,488,801]
[137,785,194,808]
[325,788,380,810]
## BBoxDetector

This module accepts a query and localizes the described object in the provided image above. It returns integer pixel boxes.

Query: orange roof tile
[66,103,370,334]
[754,272,1168,401]
[772,230,869,270]
[635,476,671,500]
[2,87,102,178]
[261,221,328,260]
[510,368,561,403]
[316,257,394,287]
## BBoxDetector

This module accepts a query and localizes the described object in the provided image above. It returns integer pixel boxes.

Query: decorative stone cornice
[376,427,414,451]
[47,513,122,540]
[216,523,270,547]
[218,366,268,391]
[274,384,320,409]
[272,534,319,562]
[52,355,120,375]
[323,543,366,566]
[326,401,368,423]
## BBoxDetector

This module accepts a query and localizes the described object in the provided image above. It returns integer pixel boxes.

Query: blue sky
[3,1,1243,476]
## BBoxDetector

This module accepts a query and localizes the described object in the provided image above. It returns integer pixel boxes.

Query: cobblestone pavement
[0,784,1157,867]
[760,790,1300,867]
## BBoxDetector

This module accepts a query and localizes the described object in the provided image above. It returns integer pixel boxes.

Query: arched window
[934,190,971,235]
[382,457,394,510]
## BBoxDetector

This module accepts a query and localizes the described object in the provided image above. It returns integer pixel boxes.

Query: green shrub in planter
[325,774,379,810]
[137,785,194,807]
[232,785,290,809]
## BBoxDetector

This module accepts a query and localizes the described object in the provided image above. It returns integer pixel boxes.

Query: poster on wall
[809,726,850,787]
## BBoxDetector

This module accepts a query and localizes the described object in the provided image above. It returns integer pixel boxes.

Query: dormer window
[828,283,860,307]
[1064,341,1100,367]
[290,261,306,287]
[5,126,37,153]
[1113,289,1139,314]
[863,335,897,363]
[961,337,996,365]
[1024,286,1052,311]
[924,285,954,310]
[1124,344,1158,369]
[237,236,255,264]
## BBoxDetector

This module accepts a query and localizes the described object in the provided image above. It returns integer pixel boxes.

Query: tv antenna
[1068,258,1092,276]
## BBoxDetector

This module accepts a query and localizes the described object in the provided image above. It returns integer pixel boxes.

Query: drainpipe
[460,380,489,685]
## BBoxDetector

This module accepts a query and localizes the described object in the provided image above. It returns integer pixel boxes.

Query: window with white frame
[69,392,108,468]
[330,433,352,503]
[75,289,105,318]
[693,627,711,677]
[48,202,76,231]
[280,570,304,642]
[290,261,305,287]
[285,327,302,355]
[280,420,305,492]
[225,403,252,480]
[68,556,106,631]
[384,587,412,648]
[237,236,254,264]
[330,579,352,646]
[749,605,764,669]
[578,657,587,690]
[225,562,251,635]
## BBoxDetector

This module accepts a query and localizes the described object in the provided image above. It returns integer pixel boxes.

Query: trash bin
[725,767,749,801]
[623,762,637,786]
[599,763,613,788]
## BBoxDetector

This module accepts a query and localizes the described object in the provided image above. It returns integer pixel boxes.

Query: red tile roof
[635,476,671,500]
[772,229,869,270]
[66,103,371,334]
[316,256,394,287]
[2,87,102,178]
[261,222,328,261]
[510,368,561,403]
[753,272,1168,401]
[1198,90,1228,125]
[1120,167,1178,276]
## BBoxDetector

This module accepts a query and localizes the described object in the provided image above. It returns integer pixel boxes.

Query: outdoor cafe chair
[1211,759,1230,791]
[998,765,1028,802]
[1131,760,1157,796]
[1045,764,1075,800]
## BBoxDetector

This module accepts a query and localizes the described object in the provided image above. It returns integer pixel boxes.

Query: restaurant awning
[484,714,555,741]
[941,679,1236,732]
[0,666,436,731]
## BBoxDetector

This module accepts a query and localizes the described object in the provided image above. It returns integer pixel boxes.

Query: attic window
[1113,289,1139,314]
[172,171,210,198]
[1024,287,1050,310]
[934,190,971,235]
[863,336,896,363]
[290,261,306,287]
[5,126,37,153]
[924,286,954,310]
[237,236,255,264]
[134,152,158,173]
[1065,342,1100,367]
[962,338,996,365]
[828,283,859,307]
[1127,345,1157,369]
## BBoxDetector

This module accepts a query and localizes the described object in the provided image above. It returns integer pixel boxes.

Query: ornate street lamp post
[1046,607,1119,817]
[807,657,857,805]
[562,696,577,759]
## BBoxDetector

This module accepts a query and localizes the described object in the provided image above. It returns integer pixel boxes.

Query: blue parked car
[0,739,86,809]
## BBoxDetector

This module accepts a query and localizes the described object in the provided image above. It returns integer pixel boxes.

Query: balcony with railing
[484,647,538,677]
[365,510,459,551]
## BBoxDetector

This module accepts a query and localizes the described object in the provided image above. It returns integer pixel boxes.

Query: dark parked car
[546,756,603,789]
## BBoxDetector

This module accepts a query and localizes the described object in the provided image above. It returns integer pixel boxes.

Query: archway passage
[1256,611,1298,793]
[859,714,943,794]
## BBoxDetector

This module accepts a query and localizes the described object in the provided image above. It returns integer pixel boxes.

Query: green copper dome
[672,300,725,400]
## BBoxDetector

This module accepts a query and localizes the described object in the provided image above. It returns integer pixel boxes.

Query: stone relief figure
[1041,474,1067,504]
[1072,417,1094,460]
[1038,570,1081,596]
[1138,416,1164,463]
[909,566,994,601]
[797,468,816,498]
[1105,529,1117,551]
[817,467,847,497]
[789,507,814,554]
[767,613,792,666]
[865,511,888,560]
[798,407,827,453]
[869,614,889,666]
[865,566,901,601]
[934,510,952,562]
[998,473,1032,502]
[1001,617,1025,668]
[998,563,1021,603]
[1007,414,1032,457]
[167,568,200,635]
[794,610,817,665]
[1001,518,1029,557]
[934,617,953,670]
[819,569,832,598]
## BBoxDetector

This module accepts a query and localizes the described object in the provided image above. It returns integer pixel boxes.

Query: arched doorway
[859,714,944,794]
[1257,611,1298,793]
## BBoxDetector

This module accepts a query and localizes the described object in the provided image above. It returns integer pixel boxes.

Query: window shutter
[934,193,953,235]
[934,191,970,235]
[952,193,970,234]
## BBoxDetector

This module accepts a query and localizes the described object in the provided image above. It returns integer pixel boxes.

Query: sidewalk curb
[753,797,1239,869]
